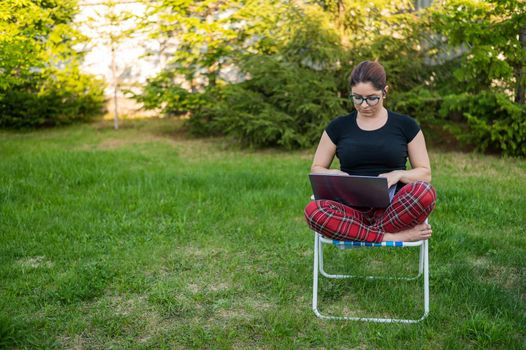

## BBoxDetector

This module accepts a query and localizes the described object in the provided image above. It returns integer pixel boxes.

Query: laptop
[308,173,396,208]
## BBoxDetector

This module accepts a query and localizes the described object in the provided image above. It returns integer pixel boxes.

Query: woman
[304,60,436,242]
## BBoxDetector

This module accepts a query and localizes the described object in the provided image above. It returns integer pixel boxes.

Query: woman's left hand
[378,170,403,188]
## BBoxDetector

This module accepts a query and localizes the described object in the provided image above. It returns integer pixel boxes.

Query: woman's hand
[311,168,349,176]
[378,170,403,188]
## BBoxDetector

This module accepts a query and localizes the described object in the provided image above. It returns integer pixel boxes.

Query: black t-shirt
[326,110,420,188]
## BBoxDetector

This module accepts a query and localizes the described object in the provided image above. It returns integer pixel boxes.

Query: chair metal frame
[312,230,429,323]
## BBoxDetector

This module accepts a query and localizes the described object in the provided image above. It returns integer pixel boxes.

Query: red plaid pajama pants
[304,181,436,243]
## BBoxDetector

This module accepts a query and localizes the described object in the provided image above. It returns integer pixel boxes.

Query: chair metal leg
[423,239,429,317]
[312,232,430,323]
[312,233,322,317]
[419,243,424,275]
[419,218,430,275]
[318,236,325,276]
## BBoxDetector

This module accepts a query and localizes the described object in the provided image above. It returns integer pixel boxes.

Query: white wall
[76,1,165,115]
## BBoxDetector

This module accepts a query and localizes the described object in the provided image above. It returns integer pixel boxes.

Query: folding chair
[312,222,429,323]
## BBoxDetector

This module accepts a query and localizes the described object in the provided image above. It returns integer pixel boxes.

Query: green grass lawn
[1,118,525,349]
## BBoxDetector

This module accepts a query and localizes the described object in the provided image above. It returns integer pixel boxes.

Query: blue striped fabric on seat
[332,240,404,248]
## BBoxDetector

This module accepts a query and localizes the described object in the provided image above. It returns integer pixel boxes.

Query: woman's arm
[310,131,348,175]
[379,130,432,187]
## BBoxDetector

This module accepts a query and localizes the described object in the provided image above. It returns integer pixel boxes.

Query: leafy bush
[0,0,106,129]
[389,87,444,125]
[0,68,105,128]
[439,92,526,156]
[186,56,348,149]
[391,88,526,157]
[133,71,206,117]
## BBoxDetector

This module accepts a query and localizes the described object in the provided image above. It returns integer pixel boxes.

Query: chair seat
[320,236,424,248]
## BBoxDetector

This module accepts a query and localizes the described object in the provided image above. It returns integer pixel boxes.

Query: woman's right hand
[311,168,349,176]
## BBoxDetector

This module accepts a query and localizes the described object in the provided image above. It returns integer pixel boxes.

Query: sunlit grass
[0,119,525,349]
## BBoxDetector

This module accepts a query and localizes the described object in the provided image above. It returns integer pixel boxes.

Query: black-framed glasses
[350,94,381,106]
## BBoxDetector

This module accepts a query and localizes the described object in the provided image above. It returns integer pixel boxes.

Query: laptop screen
[309,173,394,208]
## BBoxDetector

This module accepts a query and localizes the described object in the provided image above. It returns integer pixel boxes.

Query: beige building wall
[76,1,166,118]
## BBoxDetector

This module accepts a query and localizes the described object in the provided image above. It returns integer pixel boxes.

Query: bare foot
[382,223,432,242]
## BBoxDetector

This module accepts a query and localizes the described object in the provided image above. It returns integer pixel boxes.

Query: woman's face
[350,82,385,117]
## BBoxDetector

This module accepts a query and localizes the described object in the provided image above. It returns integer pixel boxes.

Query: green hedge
[440,92,526,157]
[0,68,105,129]
[185,56,348,149]
[391,87,526,157]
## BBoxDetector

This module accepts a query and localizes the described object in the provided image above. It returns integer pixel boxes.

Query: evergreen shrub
[440,91,526,157]
[186,56,348,149]
[0,68,105,129]
[391,88,526,157]
[390,87,444,125]
[134,71,205,117]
